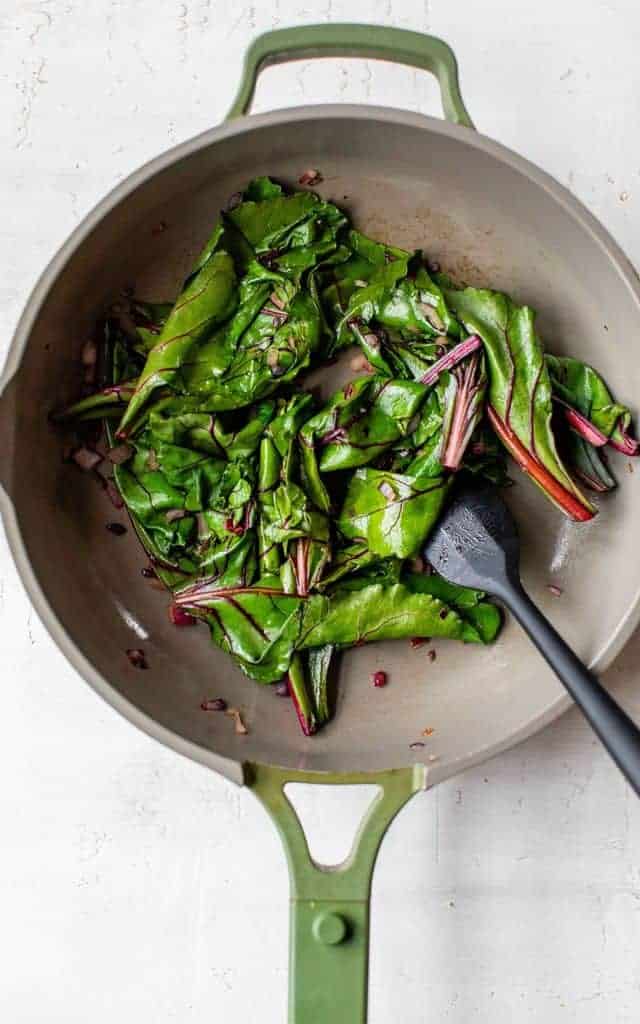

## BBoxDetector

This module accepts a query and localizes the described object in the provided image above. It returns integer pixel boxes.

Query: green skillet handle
[245,762,426,1024]
[226,24,474,128]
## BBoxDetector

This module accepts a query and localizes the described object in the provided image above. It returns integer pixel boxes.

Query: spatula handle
[503,582,640,795]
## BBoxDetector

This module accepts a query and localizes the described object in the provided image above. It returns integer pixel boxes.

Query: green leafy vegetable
[58,175,637,737]
[299,376,428,475]
[547,355,639,457]
[401,571,502,644]
[129,299,174,353]
[337,468,449,559]
[336,261,460,373]
[299,580,495,648]
[564,433,616,493]
[439,350,487,471]
[118,222,244,435]
[175,575,303,683]
[445,286,596,521]
[308,645,335,727]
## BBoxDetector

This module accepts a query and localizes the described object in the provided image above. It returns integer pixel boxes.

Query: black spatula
[424,485,640,795]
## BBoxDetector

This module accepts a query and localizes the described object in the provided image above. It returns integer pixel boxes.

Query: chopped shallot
[267,348,286,376]
[107,444,132,465]
[298,168,322,186]
[378,481,396,501]
[201,697,227,712]
[225,192,243,212]
[126,648,147,669]
[105,478,124,509]
[225,706,248,735]
[350,354,373,373]
[166,508,187,523]
[72,447,102,472]
[81,340,98,366]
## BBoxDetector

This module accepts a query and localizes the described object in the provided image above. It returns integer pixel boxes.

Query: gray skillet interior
[2,106,639,781]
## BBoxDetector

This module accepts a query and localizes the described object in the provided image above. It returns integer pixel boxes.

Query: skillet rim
[2,103,639,782]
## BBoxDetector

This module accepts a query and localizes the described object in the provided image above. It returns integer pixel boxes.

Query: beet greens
[57,177,638,735]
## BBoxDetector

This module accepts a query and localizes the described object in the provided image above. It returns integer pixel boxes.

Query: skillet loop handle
[226,24,474,127]
[245,763,425,1024]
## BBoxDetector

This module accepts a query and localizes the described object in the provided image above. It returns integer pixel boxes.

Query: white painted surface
[2,1,640,1020]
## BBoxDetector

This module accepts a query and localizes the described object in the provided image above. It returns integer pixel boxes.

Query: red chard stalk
[547,354,639,457]
[487,405,594,521]
[420,334,482,387]
[556,399,609,447]
[441,352,487,471]
[443,288,595,521]
[610,423,640,456]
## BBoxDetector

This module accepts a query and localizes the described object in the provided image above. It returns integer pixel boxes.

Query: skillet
[2,25,640,1021]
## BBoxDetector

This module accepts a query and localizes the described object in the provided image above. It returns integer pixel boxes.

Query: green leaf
[243,177,283,201]
[564,433,616,492]
[188,290,321,411]
[53,381,136,422]
[257,394,330,591]
[147,400,275,460]
[177,265,275,382]
[337,263,460,372]
[337,468,449,559]
[314,540,380,589]
[308,645,335,726]
[299,581,490,649]
[287,652,319,735]
[445,285,595,520]
[113,421,257,578]
[401,572,501,643]
[318,230,409,337]
[547,354,627,435]
[300,376,428,474]
[118,221,240,435]
[130,300,173,353]
[228,181,346,271]
[175,575,303,683]
[229,191,321,252]
[546,354,637,454]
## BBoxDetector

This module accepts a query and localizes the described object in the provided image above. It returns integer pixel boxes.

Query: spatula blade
[423,485,520,594]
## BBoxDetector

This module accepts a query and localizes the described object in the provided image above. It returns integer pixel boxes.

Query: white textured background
[2,1,640,1021]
